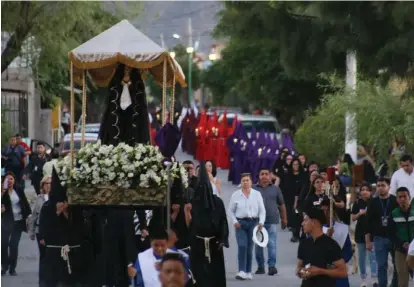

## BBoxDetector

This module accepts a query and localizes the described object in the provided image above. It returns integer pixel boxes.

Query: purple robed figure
[281,131,295,155]
[249,129,267,183]
[268,136,281,170]
[156,123,181,159]
[227,122,241,184]
[247,127,258,182]
[237,123,251,185]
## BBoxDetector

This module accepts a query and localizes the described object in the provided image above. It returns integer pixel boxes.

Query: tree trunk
[1,2,32,73]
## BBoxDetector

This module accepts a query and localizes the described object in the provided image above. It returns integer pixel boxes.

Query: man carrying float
[46,19,188,287]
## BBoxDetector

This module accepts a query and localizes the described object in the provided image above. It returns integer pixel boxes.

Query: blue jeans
[235,219,257,273]
[356,242,377,279]
[255,223,277,268]
[373,236,398,287]
[340,175,352,186]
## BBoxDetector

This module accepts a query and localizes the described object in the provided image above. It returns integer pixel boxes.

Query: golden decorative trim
[68,52,187,88]
[70,61,75,169]
[81,70,87,148]
[162,58,167,126]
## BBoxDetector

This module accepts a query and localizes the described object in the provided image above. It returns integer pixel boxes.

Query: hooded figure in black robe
[148,123,184,231]
[190,163,229,287]
[99,64,150,146]
[39,168,89,287]
[87,63,151,287]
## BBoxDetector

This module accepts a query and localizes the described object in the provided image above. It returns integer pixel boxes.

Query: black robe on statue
[87,63,150,287]
[190,163,229,287]
[99,64,150,146]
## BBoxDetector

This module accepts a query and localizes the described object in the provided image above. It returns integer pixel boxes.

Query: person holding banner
[320,198,353,287]
[297,207,347,287]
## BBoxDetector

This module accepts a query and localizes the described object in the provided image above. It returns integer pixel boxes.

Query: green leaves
[295,77,414,166]
[1,1,142,105]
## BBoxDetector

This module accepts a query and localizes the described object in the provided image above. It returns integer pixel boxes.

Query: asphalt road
[2,151,364,287]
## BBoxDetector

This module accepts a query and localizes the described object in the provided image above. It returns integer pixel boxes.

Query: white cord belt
[46,244,80,274]
[196,236,215,263]
[179,246,191,252]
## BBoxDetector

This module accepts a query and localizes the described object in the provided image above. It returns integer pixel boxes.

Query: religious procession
[2,2,414,287]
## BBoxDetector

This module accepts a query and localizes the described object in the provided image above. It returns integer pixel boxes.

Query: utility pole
[160,33,165,49]
[345,50,357,162]
[187,17,193,107]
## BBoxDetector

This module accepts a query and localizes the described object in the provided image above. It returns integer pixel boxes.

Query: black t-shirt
[304,193,325,211]
[366,195,398,238]
[351,199,370,243]
[298,234,343,287]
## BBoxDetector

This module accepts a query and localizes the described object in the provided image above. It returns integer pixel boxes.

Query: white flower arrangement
[169,161,189,188]
[56,141,188,189]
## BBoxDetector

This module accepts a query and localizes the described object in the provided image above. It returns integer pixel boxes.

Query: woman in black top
[1,171,31,275]
[332,176,349,225]
[303,175,327,211]
[281,158,306,242]
[351,183,378,286]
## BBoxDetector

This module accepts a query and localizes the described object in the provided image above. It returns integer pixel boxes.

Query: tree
[1,2,141,103]
[295,76,414,167]
[146,44,201,106]
[1,109,13,147]
[204,2,414,125]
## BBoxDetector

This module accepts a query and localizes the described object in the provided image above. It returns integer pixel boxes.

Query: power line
[168,3,221,22]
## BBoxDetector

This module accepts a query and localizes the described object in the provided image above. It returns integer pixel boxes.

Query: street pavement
[2,151,364,287]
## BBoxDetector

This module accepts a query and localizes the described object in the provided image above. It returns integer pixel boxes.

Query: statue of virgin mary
[99,63,150,146]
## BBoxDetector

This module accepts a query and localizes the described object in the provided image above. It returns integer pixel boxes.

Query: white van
[219,113,281,140]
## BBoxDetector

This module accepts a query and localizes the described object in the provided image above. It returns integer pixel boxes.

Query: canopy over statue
[68,19,186,88]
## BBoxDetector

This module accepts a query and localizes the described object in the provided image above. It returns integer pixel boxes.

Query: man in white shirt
[390,154,414,197]
[228,173,266,281]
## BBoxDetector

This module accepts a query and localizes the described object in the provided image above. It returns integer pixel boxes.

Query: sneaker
[246,273,253,280]
[268,267,278,276]
[235,271,247,280]
[255,267,265,274]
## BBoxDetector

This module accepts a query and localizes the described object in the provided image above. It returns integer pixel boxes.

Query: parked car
[207,106,242,116]
[219,113,281,140]
[76,123,100,134]
[58,133,99,156]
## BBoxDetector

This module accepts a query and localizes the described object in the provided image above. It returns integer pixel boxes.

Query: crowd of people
[2,108,414,287]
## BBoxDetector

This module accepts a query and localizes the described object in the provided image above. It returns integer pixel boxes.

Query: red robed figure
[228,115,238,136]
[205,111,218,163]
[196,111,208,161]
[216,111,230,169]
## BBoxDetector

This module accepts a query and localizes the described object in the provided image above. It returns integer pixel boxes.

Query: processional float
[58,19,187,230]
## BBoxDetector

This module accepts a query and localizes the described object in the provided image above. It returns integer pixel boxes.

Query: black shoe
[290,236,299,243]
[372,283,378,287]
[255,267,265,274]
[268,267,278,276]
[9,270,17,276]
[1,269,6,276]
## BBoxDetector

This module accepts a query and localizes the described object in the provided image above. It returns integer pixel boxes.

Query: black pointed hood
[50,167,67,204]
[194,161,216,210]
[170,163,184,205]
